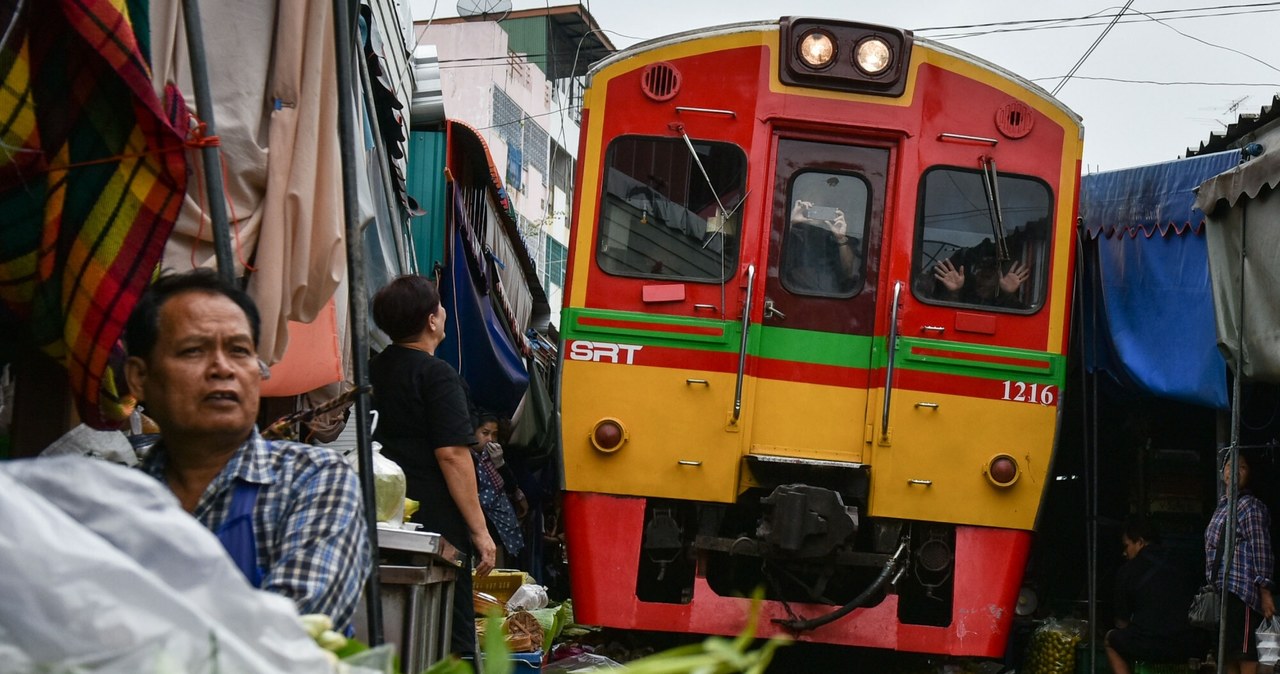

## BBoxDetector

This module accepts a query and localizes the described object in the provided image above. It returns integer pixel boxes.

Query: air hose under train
[774,540,910,632]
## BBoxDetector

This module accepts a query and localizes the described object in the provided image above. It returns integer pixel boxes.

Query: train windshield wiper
[980,156,1011,261]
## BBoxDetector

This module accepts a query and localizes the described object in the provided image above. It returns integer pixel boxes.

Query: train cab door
[747,137,888,464]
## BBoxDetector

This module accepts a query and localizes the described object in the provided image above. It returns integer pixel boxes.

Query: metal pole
[333,0,383,644]
[179,0,235,283]
[1076,222,1099,674]
[1217,199,1248,674]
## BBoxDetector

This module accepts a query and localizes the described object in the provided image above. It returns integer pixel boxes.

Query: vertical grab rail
[732,264,755,423]
[881,281,903,439]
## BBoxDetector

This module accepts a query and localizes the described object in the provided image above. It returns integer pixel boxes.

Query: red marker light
[590,418,627,453]
[987,454,1019,487]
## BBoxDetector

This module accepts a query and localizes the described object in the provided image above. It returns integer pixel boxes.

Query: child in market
[473,411,526,564]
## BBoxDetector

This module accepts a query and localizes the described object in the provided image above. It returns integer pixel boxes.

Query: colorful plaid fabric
[0,0,189,427]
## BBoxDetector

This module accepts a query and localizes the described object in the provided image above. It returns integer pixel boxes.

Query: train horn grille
[642,63,682,101]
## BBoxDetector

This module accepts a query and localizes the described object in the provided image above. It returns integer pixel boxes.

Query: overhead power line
[916,2,1280,36]
[1052,0,1134,95]
[1032,75,1280,87]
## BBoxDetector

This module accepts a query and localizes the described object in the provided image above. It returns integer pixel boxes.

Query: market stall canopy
[1196,149,1280,381]
[1079,150,1240,409]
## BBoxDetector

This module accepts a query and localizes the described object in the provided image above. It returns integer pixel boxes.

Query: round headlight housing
[798,30,836,69]
[590,417,627,453]
[853,36,893,76]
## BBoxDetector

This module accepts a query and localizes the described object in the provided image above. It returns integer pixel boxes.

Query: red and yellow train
[558,16,1082,656]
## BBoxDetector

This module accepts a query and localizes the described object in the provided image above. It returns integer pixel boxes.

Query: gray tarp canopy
[1196,150,1280,381]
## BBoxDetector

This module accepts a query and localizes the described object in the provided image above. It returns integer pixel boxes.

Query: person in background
[784,198,860,295]
[472,410,525,565]
[368,274,496,657]
[1104,517,1204,674]
[123,269,370,629]
[474,410,528,519]
[932,246,1029,307]
[1205,452,1275,674]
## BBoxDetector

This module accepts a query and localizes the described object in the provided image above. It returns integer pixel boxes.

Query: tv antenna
[1218,96,1251,129]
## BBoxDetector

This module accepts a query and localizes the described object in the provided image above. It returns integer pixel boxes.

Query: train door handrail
[732,264,755,424]
[880,280,903,440]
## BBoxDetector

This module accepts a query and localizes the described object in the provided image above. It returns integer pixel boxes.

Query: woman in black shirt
[369,275,496,656]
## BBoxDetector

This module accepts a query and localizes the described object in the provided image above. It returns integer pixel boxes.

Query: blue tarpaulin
[438,226,530,419]
[1079,151,1240,409]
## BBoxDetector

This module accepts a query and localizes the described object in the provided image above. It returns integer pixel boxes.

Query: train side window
[912,167,1051,312]
[596,135,746,282]
[780,171,869,298]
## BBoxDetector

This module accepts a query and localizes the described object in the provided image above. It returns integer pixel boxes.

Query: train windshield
[596,135,746,282]
[912,167,1052,312]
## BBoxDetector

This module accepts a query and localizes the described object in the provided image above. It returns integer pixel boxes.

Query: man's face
[125,291,261,448]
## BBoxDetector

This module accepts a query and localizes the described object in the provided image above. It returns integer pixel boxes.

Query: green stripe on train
[894,337,1066,384]
[563,307,740,352]
[561,308,1064,381]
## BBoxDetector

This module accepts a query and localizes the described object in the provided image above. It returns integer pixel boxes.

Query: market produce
[301,613,348,653]
[1022,619,1085,674]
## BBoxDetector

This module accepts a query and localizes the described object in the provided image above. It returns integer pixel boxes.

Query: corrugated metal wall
[406,130,448,274]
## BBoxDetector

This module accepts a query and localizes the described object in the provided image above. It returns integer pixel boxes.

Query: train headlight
[780,18,911,97]
[798,30,836,69]
[985,454,1020,487]
[590,417,628,453]
[853,37,892,76]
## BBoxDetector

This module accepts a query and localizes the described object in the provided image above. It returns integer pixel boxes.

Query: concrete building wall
[415,19,573,327]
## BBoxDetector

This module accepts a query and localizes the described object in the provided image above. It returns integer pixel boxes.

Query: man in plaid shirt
[124,270,370,628]
[1205,452,1275,672]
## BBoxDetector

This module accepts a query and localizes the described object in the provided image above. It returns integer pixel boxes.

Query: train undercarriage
[634,457,958,632]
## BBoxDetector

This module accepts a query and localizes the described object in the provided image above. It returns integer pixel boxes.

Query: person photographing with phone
[784,197,860,295]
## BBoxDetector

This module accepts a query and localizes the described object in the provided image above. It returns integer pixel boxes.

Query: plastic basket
[1074,643,1106,674]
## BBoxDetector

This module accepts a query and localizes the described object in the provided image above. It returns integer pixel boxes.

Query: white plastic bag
[348,411,407,524]
[370,443,406,524]
[1258,616,1280,665]
[0,457,336,673]
[507,583,550,611]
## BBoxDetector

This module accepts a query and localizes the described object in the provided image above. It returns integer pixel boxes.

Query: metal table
[354,527,463,671]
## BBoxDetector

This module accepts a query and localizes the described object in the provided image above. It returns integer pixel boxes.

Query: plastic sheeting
[1079,151,1240,409]
[0,457,334,673]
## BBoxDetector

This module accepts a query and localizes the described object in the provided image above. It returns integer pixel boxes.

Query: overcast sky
[414,0,1280,173]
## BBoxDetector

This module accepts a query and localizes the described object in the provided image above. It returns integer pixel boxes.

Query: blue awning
[438,221,530,420]
[1079,151,1240,409]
